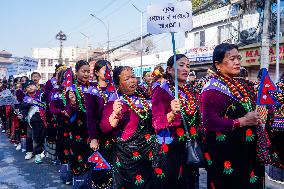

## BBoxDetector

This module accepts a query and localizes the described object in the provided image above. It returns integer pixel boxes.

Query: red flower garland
[122,91,150,119]
[170,84,197,116]
[216,74,250,103]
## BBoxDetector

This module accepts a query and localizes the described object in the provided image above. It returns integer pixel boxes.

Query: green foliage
[192,0,202,11]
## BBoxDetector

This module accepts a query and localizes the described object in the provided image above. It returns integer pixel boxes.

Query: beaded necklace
[169,83,198,128]
[169,83,197,116]
[122,91,150,120]
[97,84,108,105]
[215,74,253,112]
[75,83,87,113]
[61,88,67,106]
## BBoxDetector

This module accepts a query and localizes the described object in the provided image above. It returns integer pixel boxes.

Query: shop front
[239,40,284,81]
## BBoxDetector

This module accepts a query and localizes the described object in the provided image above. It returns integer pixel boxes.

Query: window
[48,59,53,67]
[194,32,200,48]
[41,73,46,80]
[48,73,53,80]
[200,30,205,47]
[65,58,69,66]
[218,24,231,44]
[194,30,205,47]
[40,59,46,67]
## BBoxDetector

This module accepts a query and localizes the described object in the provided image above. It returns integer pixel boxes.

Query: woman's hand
[170,99,180,115]
[69,91,76,105]
[90,139,99,151]
[17,114,23,120]
[61,110,70,117]
[239,111,260,127]
[109,99,123,128]
[113,99,123,117]
[167,99,180,123]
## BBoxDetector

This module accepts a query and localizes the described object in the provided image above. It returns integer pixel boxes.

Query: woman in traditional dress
[267,72,284,183]
[13,77,25,150]
[86,60,114,188]
[151,65,167,95]
[65,60,92,188]
[139,71,153,97]
[201,43,264,189]
[100,66,155,189]
[18,76,29,152]
[49,67,73,184]
[152,54,200,189]
[45,64,65,146]
[5,78,15,137]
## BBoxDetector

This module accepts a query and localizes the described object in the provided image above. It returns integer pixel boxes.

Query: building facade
[32,47,88,83]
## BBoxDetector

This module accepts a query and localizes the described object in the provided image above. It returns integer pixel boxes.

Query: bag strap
[181,111,197,139]
[181,112,191,139]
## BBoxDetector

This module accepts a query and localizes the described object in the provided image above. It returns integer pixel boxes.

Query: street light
[80,32,94,62]
[55,31,67,65]
[132,4,145,82]
[90,14,110,60]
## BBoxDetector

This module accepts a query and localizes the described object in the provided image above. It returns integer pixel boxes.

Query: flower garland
[215,74,253,112]
[122,91,150,120]
[75,84,87,113]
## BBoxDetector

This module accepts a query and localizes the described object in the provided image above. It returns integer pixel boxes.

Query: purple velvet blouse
[45,78,56,104]
[201,89,234,132]
[100,99,140,140]
[49,88,65,115]
[16,89,25,103]
[64,82,88,119]
[85,88,105,140]
[152,85,182,131]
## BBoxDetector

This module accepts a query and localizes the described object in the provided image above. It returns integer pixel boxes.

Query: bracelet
[233,119,240,129]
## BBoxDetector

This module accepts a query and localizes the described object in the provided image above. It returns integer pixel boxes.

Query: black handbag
[185,137,205,167]
[182,115,205,167]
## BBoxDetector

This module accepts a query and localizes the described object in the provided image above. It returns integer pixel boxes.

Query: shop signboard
[240,43,284,67]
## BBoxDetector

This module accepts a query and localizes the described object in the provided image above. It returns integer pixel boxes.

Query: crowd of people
[0,43,283,189]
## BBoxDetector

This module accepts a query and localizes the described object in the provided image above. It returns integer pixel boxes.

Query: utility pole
[90,14,110,60]
[260,0,271,70]
[55,31,67,65]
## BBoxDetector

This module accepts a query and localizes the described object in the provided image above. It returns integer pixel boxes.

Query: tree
[191,0,202,11]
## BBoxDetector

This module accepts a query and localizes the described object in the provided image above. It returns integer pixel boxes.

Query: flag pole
[275,0,281,82]
[171,32,178,99]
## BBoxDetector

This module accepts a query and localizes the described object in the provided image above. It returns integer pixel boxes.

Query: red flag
[88,152,111,170]
[257,68,279,105]
[104,64,115,92]
[62,68,73,87]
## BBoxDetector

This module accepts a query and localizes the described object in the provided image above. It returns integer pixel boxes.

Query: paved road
[0,133,70,189]
[0,132,283,189]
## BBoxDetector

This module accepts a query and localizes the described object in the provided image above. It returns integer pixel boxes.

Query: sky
[0,0,186,57]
